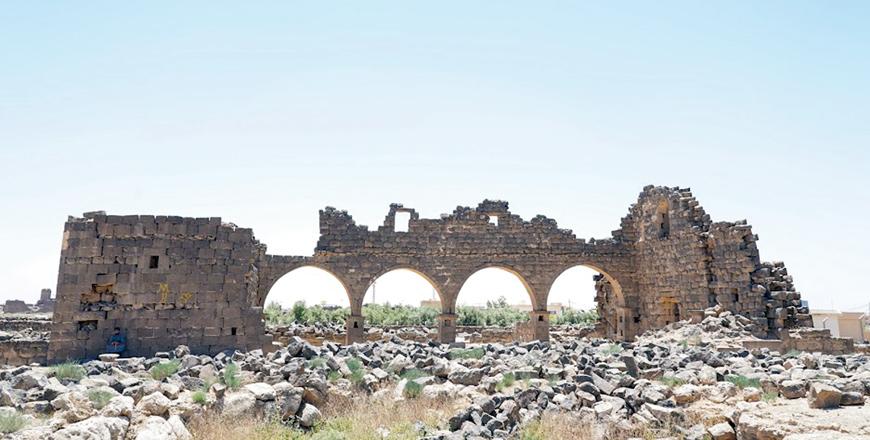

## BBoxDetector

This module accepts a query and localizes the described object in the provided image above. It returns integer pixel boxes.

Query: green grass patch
[784,349,802,358]
[149,359,181,381]
[327,370,342,382]
[403,381,423,399]
[598,343,623,356]
[345,357,362,372]
[726,374,761,389]
[0,411,27,434]
[307,357,327,369]
[400,369,427,381]
[448,347,485,360]
[762,391,778,403]
[495,372,516,392]
[222,362,242,390]
[51,361,86,382]
[659,376,686,388]
[191,390,207,405]
[519,419,546,440]
[349,369,365,386]
[87,389,115,410]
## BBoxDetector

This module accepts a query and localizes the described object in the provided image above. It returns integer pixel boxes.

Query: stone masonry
[48,185,811,362]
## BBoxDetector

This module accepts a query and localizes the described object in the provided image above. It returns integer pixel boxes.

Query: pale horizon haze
[1,3,868,312]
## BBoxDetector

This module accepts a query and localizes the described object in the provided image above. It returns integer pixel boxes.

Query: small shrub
[599,343,623,356]
[350,369,365,386]
[400,369,427,381]
[51,361,85,382]
[784,349,802,358]
[327,370,342,382]
[308,357,327,369]
[345,357,362,371]
[0,411,27,434]
[762,391,778,403]
[403,381,423,399]
[726,374,761,389]
[191,390,207,405]
[87,389,115,410]
[150,359,181,381]
[498,373,517,388]
[678,339,689,349]
[448,347,485,360]
[659,376,686,388]
[222,362,241,390]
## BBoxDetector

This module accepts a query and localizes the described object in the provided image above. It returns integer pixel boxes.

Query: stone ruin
[47,185,812,362]
[1,289,55,314]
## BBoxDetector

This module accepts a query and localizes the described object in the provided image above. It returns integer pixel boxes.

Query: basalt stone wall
[0,339,48,365]
[48,213,270,363]
[49,185,809,361]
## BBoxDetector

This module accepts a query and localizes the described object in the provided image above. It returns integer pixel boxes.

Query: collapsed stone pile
[268,322,595,347]
[2,312,869,440]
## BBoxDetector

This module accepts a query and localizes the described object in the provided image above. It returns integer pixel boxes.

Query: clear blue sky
[1,2,868,312]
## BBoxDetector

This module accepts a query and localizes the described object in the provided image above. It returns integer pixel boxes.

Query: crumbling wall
[608,186,808,340]
[48,212,269,362]
[0,339,48,365]
[48,185,809,361]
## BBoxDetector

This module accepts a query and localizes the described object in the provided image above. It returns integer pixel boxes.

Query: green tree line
[264,296,597,328]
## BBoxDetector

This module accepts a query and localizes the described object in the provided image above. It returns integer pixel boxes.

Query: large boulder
[298,403,322,428]
[101,395,134,418]
[244,383,276,401]
[136,392,171,416]
[708,422,736,440]
[448,367,485,386]
[780,380,806,399]
[222,391,257,418]
[12,371,47,390]
[809,383,841,409]
[167,415,192,440]
[133,416,177,440]
[51,391,95,423]
[274,383,304,419]
[673,384,702,405]
[51,416,129,440]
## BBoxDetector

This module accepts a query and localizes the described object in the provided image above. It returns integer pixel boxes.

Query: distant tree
[291,301,307,323]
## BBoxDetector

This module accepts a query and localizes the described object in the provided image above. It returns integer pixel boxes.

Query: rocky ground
[2,309,870,439]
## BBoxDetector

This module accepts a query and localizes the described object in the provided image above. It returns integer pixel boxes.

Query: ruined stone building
[48,185,811,361]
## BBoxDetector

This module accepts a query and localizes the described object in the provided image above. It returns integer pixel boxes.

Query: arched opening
[547,265,601,332]
[361,268,441,327]
[262,266,350,344]
[548,264,628,340]
[455,267,534,329]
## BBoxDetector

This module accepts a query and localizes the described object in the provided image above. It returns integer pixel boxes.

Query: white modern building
[810,310,866,343]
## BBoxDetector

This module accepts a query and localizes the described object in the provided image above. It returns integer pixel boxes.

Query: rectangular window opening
[394,211,411,232]
[149,256,160,269]
[489,215,499,226]
[78,320,98,332]
[231,327,237,336]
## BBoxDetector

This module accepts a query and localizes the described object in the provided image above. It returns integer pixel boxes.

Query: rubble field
[2,310,869,440]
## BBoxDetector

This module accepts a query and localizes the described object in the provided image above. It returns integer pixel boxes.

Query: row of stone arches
[261,263,628,343]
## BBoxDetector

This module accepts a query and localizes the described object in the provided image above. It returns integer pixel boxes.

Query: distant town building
[810,309,866,343]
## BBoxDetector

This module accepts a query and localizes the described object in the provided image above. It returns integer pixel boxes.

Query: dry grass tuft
[519,411,596,440]
[189,393,461,440]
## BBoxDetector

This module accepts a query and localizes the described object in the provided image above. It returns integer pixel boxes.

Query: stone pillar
[345,314,365,344]
[529,311,550,342]
[437,313,457,344]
